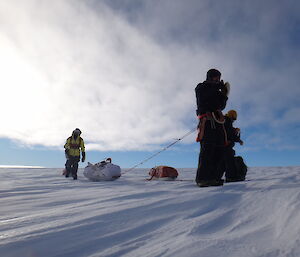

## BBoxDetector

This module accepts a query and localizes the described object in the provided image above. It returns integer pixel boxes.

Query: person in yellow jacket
[64,128,85,180]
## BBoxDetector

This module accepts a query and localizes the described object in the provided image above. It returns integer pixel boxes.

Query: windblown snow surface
[1,166,300,257]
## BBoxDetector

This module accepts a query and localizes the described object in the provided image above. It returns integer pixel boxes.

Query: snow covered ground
[1,166,300,257]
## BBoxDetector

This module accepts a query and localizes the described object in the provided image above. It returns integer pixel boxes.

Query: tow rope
[122,127,197,174]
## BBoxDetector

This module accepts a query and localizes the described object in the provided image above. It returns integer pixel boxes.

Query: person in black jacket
[195,69,229,187]
[219,110,244,182]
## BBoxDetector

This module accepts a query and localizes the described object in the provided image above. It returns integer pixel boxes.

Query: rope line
[123,127,197,174]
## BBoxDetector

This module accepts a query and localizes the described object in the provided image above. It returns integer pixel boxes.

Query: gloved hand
[219,80,230,96]
[224,82,230,96]
[81,152,86,162]
[235,128,241,137]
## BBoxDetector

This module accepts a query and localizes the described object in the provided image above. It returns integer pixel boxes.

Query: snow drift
[1,166,300,257]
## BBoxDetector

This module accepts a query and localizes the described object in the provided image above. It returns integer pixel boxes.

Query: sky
[0,0,299,168]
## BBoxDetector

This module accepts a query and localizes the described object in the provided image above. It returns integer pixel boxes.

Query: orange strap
[197,112,228,145]
[197,113,208,119]
[196,117,207,142]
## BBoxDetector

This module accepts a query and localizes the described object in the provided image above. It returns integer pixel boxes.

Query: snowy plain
[1,166,300,257]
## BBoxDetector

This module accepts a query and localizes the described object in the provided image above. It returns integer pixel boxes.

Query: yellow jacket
[64,136,85,157]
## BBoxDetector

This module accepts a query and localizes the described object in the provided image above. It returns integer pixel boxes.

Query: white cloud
[0,0,201,151]
[0,0,299,151]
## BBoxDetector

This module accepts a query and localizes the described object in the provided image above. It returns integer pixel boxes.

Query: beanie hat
[226,110,237,120]
[206,69,221,81]
[72,128,82,136]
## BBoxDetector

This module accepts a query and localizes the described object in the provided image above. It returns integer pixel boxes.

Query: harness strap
[70,143,80,149]
[213,110,228,145]
[222,123,229,146]
[197,113,208,119]
[68,137,82,149]
[196,116,207,142]
[196,111,228,145]
[212,111,225,124]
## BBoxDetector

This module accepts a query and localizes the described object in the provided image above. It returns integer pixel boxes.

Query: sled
[148,166,178,180]
[83,160,121,181]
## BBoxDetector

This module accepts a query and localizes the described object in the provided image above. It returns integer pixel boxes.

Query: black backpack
[234,156,248,180]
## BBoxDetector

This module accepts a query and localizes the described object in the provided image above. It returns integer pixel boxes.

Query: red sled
[148,166,178,180]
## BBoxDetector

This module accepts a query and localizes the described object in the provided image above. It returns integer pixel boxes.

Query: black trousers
[196,142,225,182]
[65,156,80,177]
[218,147,238,179]
[196,119,226,183]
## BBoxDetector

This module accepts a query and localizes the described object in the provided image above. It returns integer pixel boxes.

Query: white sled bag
[83,162,121,181]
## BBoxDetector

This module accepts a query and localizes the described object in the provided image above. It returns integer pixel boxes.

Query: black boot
[197,179,224,187]
[197,180,211,187]
[210,179,224,186]
[225,177,245,183]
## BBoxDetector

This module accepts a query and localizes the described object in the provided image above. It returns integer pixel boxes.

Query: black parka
[195,81,228,116]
